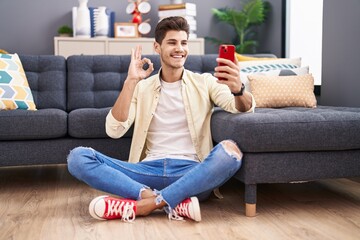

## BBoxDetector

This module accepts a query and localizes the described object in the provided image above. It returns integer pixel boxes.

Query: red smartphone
[218,44,235,80]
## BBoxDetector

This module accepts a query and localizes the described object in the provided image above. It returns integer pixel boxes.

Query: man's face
[154,30,189,70]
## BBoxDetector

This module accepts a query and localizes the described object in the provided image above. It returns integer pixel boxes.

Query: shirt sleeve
[246,93,256,113]
[105,80,140,139]
[105,109,128,139]
[206,73,255,113]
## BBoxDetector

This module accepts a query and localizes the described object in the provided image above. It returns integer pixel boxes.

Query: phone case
[218,44,235,80]
[218,44,235,64]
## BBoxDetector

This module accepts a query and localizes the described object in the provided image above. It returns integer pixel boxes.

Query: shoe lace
[106,200,135,222]
[166,202,190,221]
[168,209,184,221]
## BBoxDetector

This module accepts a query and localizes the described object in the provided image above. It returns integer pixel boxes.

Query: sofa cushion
[67,55,162,111]
[68,108,133,138]
[0,53,37,110]
[19,55,67,110]
[248,74,317,108]
[0,109,67,140]
[211,106,360,152]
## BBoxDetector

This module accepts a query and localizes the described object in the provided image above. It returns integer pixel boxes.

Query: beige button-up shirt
[106,69,255,163]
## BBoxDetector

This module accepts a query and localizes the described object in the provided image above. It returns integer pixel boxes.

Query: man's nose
[175,43,184,52]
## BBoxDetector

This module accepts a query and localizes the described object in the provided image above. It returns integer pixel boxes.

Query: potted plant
[57,25,73,37]
[207,0,269,54]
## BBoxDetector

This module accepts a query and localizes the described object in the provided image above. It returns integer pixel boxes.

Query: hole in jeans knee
[220,140,243,160]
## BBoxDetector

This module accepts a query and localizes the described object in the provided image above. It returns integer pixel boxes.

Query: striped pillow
[241,63,299,73]
[0,53,37,110]
[239,57,301,73]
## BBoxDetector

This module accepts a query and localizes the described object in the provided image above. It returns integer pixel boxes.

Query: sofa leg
[244,183,257,217]
[245,203,256,217]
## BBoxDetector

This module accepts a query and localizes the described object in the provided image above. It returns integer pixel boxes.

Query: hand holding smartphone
[218,44,235,80]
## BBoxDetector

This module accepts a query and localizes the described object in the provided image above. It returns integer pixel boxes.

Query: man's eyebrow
[165,39,187,43]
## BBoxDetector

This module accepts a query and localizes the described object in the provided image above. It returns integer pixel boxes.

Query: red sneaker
[89,195,137,222]
[169,197,201,222]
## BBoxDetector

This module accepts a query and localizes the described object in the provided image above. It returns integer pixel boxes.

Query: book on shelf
[158,8,196,18]
[189,32,197,39]
[158,3,198,39]
[158,3,196,11]
[189,24,196,31]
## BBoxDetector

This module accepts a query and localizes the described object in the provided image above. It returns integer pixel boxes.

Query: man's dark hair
[155,16,189,44]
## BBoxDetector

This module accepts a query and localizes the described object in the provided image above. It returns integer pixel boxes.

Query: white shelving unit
[54,37,205,58]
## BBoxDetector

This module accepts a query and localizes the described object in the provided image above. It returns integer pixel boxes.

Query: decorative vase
[95,6,109,38]
[75,0,91,38]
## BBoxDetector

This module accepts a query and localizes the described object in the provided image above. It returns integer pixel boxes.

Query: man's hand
[214,55,253,112]
[214,56,242,93]
[127,45,154,82]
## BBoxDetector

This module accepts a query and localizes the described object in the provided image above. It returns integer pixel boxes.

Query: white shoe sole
[89,195,109,220]
[190,197,201,222]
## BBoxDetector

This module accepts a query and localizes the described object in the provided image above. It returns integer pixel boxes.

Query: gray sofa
[1,54,359,217]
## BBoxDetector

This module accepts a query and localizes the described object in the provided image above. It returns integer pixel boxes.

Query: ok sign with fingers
[110,45,154,122]
[127,45,154,82]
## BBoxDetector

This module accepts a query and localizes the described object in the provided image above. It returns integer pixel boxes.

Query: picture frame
[114,23,139,38]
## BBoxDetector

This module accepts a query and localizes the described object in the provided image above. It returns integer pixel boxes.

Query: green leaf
[231,10,248,33]
[211,8,234,25]
[243,0,265,24]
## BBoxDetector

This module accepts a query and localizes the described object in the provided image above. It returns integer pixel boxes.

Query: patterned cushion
[248,74,317,108]
[239,57,301,73]
[0,53,37,110]
[241,66,309,93]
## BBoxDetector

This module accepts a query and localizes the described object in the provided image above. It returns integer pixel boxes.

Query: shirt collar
[154,67,188,91]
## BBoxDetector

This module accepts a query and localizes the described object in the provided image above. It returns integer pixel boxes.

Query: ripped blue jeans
[67,140,242,209]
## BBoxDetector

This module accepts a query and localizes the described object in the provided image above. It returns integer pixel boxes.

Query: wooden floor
[0,164,359,240]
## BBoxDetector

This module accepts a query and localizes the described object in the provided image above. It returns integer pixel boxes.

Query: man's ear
[154,42,160,54]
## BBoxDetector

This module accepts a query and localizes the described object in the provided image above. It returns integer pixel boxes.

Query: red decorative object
[126,0,151,36]
[132,12,142,24]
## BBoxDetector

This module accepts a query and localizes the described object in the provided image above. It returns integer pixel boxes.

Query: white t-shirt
[144,79,198,161]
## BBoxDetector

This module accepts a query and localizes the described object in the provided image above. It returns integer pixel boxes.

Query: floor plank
[0,164,359,240]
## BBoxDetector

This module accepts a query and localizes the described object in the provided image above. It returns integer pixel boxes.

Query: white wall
[286,0,323,85]
[321,0,360,107]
